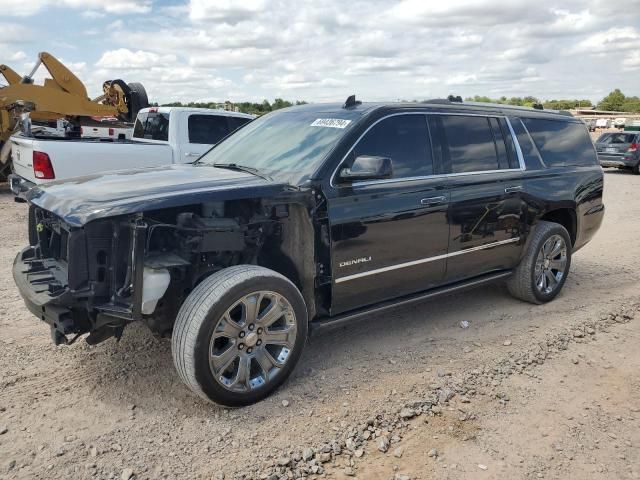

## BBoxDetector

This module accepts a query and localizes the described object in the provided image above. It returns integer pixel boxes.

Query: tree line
[159,89,640,114]
[160,98,307,115]
[464,89,640,112]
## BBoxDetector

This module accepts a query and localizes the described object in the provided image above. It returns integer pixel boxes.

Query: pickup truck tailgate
[11,136,38,183]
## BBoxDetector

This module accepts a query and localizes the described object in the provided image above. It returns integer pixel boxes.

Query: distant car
[614,118,627,129]
[595,131,640,174]
[595,118,611,129]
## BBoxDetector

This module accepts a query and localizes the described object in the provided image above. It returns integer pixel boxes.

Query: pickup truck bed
[9,106,254,197]
[11,134,173,187]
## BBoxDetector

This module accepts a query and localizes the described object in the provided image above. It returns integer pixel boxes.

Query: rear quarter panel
[522,165,604,252]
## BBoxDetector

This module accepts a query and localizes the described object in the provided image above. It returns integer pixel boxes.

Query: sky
[0,0,639,105]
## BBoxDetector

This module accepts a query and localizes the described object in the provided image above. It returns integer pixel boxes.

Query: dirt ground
[1,168,639,480]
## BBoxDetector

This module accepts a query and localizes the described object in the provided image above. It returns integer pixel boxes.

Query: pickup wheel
[507,221,572,304]
[171,265,308,407]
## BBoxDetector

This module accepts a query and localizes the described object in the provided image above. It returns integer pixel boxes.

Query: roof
[280,98,575,120]
[141,106,255,118]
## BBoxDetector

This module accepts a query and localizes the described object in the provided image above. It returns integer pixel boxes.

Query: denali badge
[339,256,372,268]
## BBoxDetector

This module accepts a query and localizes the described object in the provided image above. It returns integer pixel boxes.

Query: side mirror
[339,155,393,182]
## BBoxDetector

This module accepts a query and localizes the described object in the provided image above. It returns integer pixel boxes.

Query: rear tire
[507,221,572,304]
[632,163,640,175]
[171,265,308,407]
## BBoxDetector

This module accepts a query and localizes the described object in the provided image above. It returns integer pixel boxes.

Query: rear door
[329,113,450,314]
[429,114,527,282]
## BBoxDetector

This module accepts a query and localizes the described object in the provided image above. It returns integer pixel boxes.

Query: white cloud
[571,27,640,53]
[96,49,177,70]
[188,0,267,23]
[623,51,640,70]
[0,0,151,16]
[2,0,640,103]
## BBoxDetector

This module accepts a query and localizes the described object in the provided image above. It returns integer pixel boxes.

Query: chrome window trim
[517,117,547,168]
[330,111,527,189]
[334,237,520,284]
[504,117,526,170]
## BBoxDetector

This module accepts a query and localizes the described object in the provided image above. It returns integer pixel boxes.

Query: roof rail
[422,98,453,105]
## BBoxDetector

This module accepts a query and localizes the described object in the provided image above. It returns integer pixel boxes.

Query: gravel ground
[1,169,639,480]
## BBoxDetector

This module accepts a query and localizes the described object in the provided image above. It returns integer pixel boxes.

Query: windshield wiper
[211,163,272,181]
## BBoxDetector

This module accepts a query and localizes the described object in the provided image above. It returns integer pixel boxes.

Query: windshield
[198,108,362,184]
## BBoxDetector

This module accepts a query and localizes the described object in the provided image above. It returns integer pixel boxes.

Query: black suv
[14,97,604,406]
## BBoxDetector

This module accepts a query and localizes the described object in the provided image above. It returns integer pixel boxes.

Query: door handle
[504,186,523,194]
[184,152,201,158]
[420,196,447,206]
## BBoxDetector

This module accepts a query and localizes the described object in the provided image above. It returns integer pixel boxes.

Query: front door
[328,113,450,314]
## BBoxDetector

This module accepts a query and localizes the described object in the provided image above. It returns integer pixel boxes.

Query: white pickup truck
[9,107,254,199]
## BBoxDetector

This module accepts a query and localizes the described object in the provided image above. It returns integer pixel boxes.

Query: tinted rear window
[188,115,230,144]
[521,118,596,167]
[599,132,637,144]
[228,116,251,132]
[133,111,170,141]
[437,115,509,173]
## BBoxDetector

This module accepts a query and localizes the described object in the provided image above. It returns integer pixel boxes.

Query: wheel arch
[539,208,577,247]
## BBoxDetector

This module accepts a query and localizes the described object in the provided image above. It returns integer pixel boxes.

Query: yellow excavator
[0,52,148,180]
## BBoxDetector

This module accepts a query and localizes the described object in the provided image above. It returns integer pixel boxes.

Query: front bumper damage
[13,246,84,344]
[12,215,149,345]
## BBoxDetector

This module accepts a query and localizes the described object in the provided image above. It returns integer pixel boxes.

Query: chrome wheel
[534,234,567,295]
[208,291,297,393]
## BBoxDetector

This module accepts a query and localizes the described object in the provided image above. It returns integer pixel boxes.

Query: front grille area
[32,207,133,300]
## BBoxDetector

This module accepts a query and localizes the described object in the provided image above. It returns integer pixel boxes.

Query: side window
[132,112,147,138]
[521,118,597,167]
[188,115,231,144]
[353,114,433,179]
[227,116,251,132]
[509,117,544,169]
[133,111,170,141]
[438,115,502,173]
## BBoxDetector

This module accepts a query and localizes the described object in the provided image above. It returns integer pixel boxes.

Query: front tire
[507,221,572,304]
[172,265,308,407]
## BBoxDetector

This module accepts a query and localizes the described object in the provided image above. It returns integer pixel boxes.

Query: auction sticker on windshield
[310,118,352,129]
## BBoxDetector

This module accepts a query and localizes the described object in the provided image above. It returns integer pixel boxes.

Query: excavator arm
[0,65,21,86]
[0,51,148,178]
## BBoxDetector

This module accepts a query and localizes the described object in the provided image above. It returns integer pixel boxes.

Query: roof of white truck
[139,106,255,119]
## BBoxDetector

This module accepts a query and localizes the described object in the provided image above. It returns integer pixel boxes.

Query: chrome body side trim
[334,237,520,284]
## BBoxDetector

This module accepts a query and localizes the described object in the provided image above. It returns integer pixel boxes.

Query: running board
[310,270,512,335]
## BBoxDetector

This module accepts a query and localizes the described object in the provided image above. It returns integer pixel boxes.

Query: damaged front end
[13,209,149,345]
[13,194,313,346]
